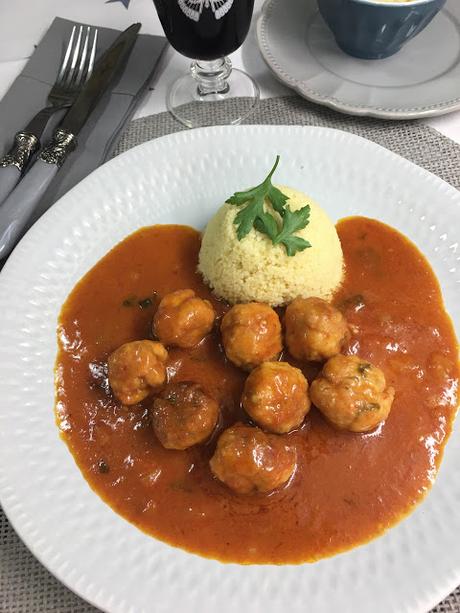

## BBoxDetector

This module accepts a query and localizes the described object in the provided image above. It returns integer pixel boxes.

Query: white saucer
[257,0,460,119]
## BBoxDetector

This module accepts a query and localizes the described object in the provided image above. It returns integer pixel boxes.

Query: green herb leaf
[233,192,265,240]
[226,186,260,206]
[226,156,312,256]
[280,235,311,257]
[122,292,158,310]
[275,204,311,239]
[254,211,279,241]
[273,205,312,256]
[138,297,153,309]
[267,184,288,215]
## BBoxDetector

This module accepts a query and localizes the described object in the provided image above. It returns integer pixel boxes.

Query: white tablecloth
[1,0,460,144]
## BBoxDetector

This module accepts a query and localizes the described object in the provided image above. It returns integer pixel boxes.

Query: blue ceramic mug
[317,0,447,59]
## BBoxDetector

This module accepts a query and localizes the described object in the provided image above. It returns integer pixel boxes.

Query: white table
[1,0,460,144]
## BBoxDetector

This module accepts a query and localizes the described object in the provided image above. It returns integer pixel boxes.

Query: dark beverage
[152,0,259,127]
[153,0,255,61]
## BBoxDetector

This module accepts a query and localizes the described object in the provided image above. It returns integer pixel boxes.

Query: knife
[0,22,141,260]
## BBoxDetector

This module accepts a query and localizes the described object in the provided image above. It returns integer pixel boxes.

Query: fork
[0,24,98,205]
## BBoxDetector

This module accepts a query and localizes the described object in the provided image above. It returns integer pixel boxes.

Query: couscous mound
[198,186,344,306]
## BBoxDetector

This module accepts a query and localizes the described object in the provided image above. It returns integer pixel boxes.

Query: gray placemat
[1,95,459,613]
[115,95,460,190]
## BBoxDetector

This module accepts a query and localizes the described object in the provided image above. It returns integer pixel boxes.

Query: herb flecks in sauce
[138,297,154,310]
[226,156,311,256]
[358,363,372,376]
[122,295,137,307]
[122,292,159,310]
[55,221,459,565]
[97,459,110,474]
[339,294,366,312]
[357,401,381,413]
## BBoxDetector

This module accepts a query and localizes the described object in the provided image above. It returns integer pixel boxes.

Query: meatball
[221,302,282,371]
[242,362,310,433]
[152,381,219,450]
[285,297,349,362]
[108,340,168,405]
[209,423,297,494]
[310,354,395,432]
[153,289,216,348]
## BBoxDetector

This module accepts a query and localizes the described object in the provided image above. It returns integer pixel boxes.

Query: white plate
[0,126,459,613]
[257,0,460,119]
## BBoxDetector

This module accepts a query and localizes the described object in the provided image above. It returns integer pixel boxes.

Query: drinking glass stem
[191,58,232,96]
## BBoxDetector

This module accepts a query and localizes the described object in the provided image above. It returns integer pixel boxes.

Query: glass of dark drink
[152,0,259,127]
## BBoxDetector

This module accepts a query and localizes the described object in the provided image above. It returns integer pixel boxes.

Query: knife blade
[0,22,141,260]
[60,23,140,139]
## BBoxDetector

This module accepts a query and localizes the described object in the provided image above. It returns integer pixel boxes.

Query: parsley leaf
[233,192,265,240]
[226,156,312,256]
[254,211,278,241]
[267,185,288,215]
[273,205,311,256]
[279,235,311,257]
[227,157,280,240]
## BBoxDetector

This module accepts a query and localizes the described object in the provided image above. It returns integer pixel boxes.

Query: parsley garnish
[226,156,312,257]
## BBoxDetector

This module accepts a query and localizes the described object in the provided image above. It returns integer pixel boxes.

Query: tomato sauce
[55,218,459,563]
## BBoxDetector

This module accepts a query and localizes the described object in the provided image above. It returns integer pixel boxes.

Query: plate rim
[0,124,459,613]
[256,0,460,120]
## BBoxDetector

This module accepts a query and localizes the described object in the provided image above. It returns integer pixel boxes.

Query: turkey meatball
[210,423,297,494]
[242,362,310,433]
[108,340,168,405]
[220,302,282,371]
[310,354,395,432]
[152,381,219,450]
[285,297,349,362]
[153,289,216,348]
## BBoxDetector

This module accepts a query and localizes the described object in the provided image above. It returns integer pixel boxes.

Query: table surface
[1,0,460,145]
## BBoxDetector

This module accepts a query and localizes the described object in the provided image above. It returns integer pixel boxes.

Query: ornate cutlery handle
[0,132,40,205]
[0,131,39,171]
[0,129,77,259]
[39,128,77,166]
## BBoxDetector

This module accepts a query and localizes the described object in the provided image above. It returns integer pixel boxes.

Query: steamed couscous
[198,186,344,306]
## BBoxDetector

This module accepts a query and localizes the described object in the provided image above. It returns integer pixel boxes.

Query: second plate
[257,0,460,119]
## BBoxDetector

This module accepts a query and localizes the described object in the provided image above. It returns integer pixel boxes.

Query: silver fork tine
[87,29,98,79]
[56,25,76,85]
[76,26,91,86]
[64,25,83,87]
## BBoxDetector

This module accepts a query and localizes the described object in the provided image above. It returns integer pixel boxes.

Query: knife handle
[0,129,77,260]
[0,132,40,205]
[0,160,58,259]
[0,166,21,206]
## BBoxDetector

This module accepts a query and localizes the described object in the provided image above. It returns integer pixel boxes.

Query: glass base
[167,58,260,128]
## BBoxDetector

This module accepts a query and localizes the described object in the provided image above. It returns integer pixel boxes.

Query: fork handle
[0,128,77,260]
[0,132,40,205]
